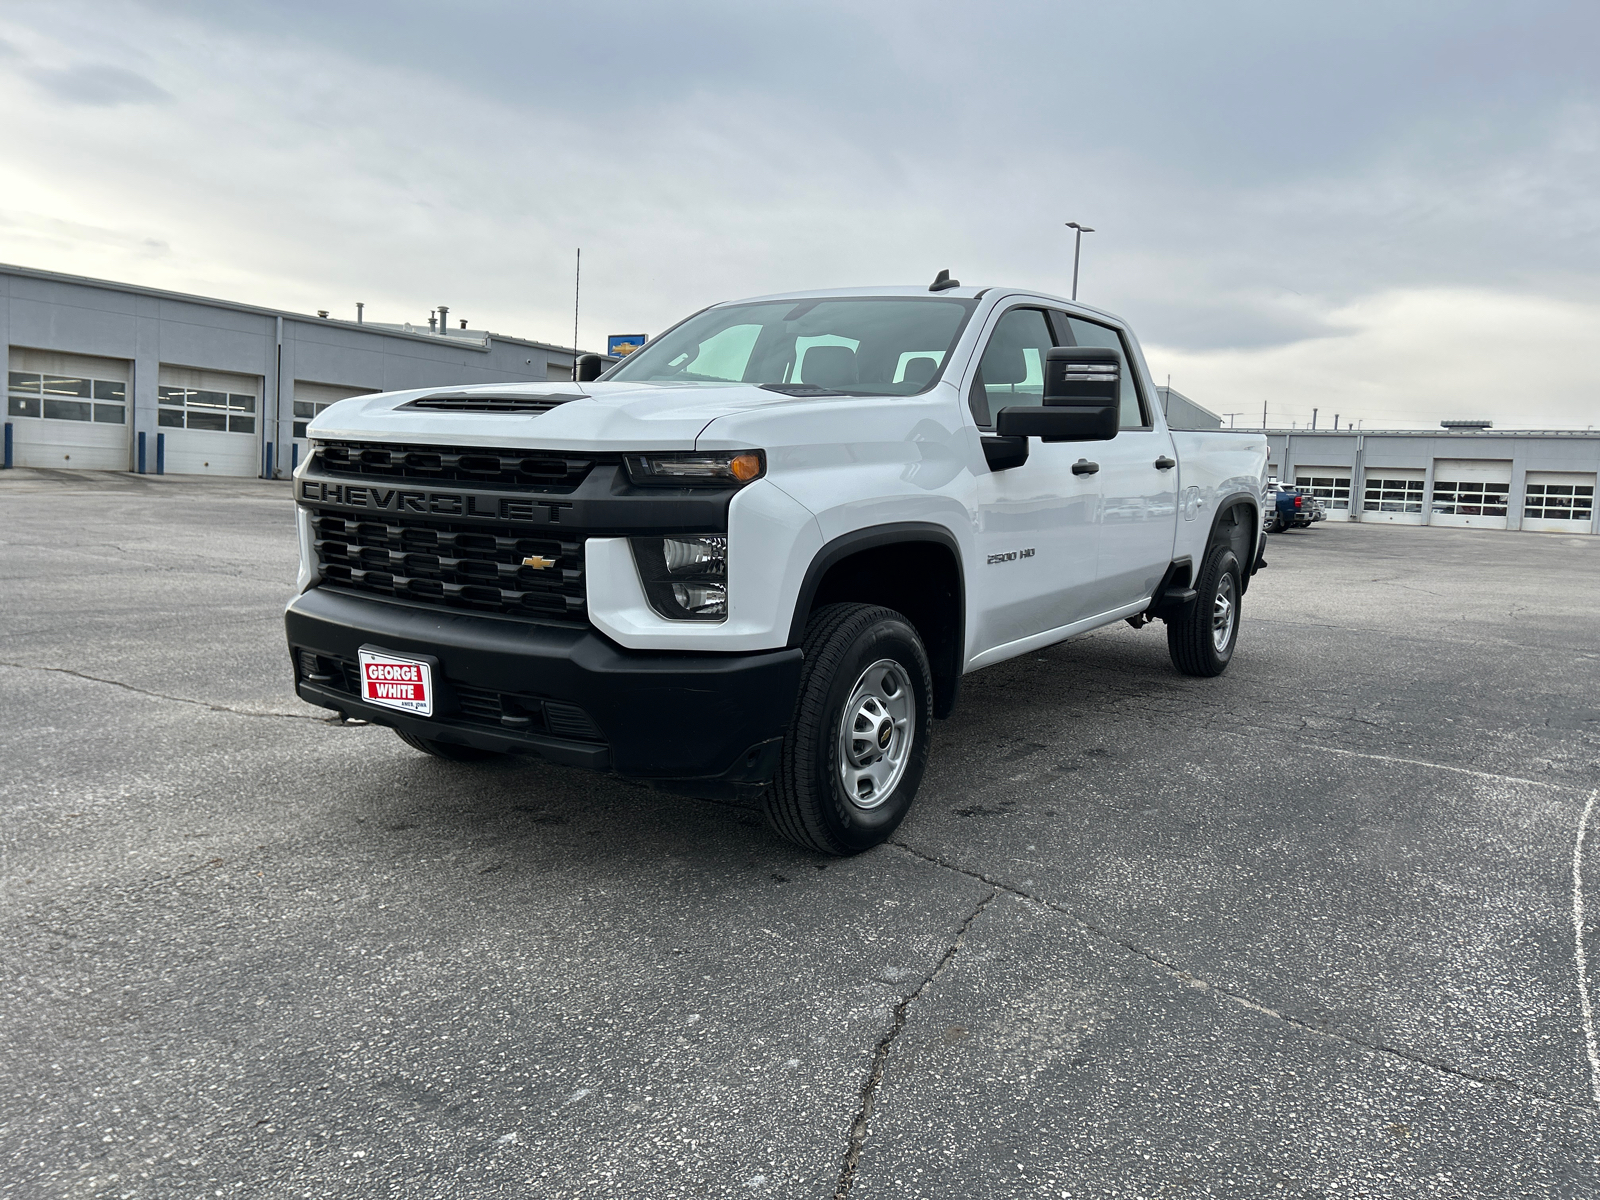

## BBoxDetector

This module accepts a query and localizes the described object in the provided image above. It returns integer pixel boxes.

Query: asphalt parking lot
[3,469,1599,1199]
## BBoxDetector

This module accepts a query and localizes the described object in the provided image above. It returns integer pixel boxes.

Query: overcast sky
[2,0,1596,428]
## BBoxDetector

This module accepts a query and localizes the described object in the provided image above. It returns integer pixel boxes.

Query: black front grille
[401,392,575,415]
[315,440,603,492]
[293,650,606,744]
[313,509,587,623]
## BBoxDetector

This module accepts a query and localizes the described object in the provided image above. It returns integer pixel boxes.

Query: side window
[968,308,1055,427]
[1066,317,1148,429]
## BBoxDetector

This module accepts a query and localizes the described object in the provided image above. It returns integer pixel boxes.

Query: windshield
[605,296,978,395]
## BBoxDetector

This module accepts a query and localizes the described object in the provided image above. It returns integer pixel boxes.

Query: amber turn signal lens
[729,453,762,482]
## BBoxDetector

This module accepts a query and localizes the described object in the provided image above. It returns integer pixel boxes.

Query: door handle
[1072,458,1100,476]
[1154,456,1176,470]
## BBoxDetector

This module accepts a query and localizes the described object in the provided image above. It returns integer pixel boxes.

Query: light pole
[1065,222,1094,301]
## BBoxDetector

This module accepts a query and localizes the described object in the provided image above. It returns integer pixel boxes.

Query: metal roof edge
[0,261,595,356]
[1265,428,1600,438]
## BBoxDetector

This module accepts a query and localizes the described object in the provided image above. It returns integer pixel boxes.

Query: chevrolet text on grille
[298,480,574,523]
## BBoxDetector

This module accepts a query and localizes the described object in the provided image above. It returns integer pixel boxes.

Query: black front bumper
[285,587,802,781]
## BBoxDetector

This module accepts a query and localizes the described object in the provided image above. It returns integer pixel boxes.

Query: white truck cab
[287,278,1269,854]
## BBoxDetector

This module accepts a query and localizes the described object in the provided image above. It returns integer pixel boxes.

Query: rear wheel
[394,729,503,762]
[1166,543,1241,677]
[764,604,933,855]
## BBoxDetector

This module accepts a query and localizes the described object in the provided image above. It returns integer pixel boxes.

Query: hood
[307,379,815,450]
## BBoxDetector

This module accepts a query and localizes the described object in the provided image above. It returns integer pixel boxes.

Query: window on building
[1363,477,1425,513]
[293,401,331,439]
[9,372,127,423]
[158,387,256,433]
[1524,482,1595,522]
[1296,473,1351,510]
[1431,480,1509,517]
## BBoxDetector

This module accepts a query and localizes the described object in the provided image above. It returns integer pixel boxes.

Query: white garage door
[7,349,131,470]
[1522,471,1596,535]
[1294,466,1352,521]
[1430,458,1512,530]
[1360,467,1426,524]
[157,366,261,477]
[290,381,376,470]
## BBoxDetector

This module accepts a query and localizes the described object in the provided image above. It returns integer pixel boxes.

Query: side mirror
[994,346,1120,443]
[574,353,605,382]
[981,435,1029,471]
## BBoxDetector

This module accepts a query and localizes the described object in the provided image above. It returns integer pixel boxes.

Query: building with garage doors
[2,263,596,479]
[1264,427,1599,535]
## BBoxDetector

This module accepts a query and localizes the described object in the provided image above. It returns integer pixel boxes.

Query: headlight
[631,535,728,621]
[624,450,764,487]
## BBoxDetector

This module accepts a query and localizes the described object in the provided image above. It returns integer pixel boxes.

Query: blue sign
[608,334,647,358]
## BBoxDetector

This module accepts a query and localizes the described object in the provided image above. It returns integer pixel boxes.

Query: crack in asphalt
[888,841,1597,1115]
[833,890,998,1199]
[0,661,333,723]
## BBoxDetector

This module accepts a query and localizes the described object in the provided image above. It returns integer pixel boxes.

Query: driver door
[966,306,1101,655]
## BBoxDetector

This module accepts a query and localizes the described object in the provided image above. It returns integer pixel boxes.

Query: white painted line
[1306,745,1585,793]
[1572,790,1600,1106]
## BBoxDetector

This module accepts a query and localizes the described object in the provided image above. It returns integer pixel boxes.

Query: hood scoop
[401,391,586,414]
[760,383,844,397]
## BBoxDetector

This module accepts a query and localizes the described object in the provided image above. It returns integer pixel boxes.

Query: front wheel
[1166,544,1241,677]
[763,604,933,855]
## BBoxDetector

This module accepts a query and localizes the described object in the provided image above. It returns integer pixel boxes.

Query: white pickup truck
[286,278,1269,854]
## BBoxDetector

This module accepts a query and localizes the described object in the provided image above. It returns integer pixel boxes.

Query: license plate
[358,649,434,717]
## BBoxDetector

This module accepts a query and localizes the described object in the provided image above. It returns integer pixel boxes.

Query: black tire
[1166,544,1241,677]
[394,729,503,762]
[1271,515,1287,533]
[763,603,933,856]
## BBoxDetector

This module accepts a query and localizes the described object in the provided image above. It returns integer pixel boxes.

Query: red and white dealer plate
[358,649,433,717]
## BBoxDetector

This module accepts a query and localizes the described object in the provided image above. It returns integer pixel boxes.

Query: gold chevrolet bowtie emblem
[521,555,557,569]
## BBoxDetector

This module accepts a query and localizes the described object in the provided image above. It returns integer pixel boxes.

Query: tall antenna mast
[573,248,581,362]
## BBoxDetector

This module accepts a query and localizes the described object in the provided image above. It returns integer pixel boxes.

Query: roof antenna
[928,269,960,292]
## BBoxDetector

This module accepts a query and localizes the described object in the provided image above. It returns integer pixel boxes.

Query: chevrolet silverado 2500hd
[286,279,1269,855]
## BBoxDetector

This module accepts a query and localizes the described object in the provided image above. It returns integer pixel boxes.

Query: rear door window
[1062,316,1148,429]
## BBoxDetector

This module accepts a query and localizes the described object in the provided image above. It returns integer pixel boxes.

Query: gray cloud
[28,62,170,106]
[145,0,1597,343]
[0,0,1595,426]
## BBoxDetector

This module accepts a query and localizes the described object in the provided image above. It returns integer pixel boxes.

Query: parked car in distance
[1264,485,1315,532]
